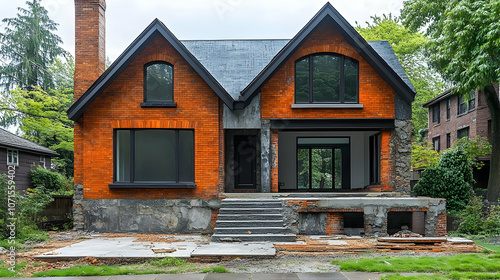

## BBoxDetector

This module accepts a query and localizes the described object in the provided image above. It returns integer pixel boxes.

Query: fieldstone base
[79,198,221,233]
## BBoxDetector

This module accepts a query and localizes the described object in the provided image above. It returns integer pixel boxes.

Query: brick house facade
[423,88,493,187]
[69,1,447,236]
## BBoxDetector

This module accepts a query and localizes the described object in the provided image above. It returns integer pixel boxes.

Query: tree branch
[0,107,73,128]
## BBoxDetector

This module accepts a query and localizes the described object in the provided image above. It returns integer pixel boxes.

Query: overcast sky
[0,0,405,62]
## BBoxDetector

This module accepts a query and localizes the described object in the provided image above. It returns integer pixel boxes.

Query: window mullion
[308,148,312,189]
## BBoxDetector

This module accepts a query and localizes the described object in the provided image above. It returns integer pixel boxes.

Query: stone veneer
[390,119,413,193]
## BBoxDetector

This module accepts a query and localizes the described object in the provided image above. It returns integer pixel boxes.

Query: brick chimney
[74,0,106,101]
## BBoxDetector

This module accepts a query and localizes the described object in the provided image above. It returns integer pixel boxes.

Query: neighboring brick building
[69,1,447,237]
[0,128,58,192]
[423,88,493,187]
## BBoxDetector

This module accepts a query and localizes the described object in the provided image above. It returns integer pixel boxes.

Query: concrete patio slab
[205,273,252,280]
[298,273,348,280]
[155,275,206,280]
[252,273,300,280]
[191,242,276,257]
[36,237,198,260]
[341,272,381,280]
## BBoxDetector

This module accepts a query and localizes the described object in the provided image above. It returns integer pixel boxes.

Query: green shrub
[30,166,66,192]
[414,148,472,212]
[0,175,52,245]
[457,193,500,234]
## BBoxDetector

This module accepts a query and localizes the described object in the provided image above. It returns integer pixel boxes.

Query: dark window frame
[446,99,451,120]
[446,133,451,149]
[432,136,440,152]
[142,61,177,108]
[468,91,476,111]
[294,53,359,104]
[457,127,470,139]
[295,137,351,191]
[369,133,381,185]
[432,104,440,124]
[110,129,195,189]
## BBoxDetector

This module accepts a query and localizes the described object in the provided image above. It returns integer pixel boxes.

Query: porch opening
[388,211,426,235]
[343,212,364,236]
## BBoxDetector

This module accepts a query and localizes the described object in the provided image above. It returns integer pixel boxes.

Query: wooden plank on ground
[377,237,447,243]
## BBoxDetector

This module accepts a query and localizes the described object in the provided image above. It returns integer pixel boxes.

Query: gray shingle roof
[182,40,289,100]
[0,128,58,156]
[182,39,414,100]
[367,41,415,92]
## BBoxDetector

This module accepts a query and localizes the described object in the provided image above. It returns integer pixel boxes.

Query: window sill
[109,182,196,189]
[141,102,177,108]
[291,104,363,109]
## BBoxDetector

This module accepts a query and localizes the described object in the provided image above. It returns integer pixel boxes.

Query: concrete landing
[191,242,275,257]
[36,237,198,260]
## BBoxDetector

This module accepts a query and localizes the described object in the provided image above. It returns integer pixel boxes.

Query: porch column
[260,120,271,192]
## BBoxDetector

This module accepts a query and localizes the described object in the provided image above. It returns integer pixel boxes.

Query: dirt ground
[0,231,483,277]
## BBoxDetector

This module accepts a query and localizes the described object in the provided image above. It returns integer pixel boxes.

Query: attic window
[142,62,176,107]
[295,53,359,104]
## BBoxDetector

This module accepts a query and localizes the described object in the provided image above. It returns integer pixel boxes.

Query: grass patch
[0,261,28,277]
[331,254,500,273]
[148,257,187,267]
[474,240,500,253]
[381,272,500,280]
[32,265,164,277]
[201,266,228,273]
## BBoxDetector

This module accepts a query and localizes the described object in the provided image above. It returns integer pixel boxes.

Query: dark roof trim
[422,89,453,108]
[271,118,395,130]
[0,144,59,156]
[239,2,416,106]
[67,19,234,121]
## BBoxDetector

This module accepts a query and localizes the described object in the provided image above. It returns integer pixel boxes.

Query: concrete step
[216,214,284,221]
[221,201,284,208]
[211,233,296,242]
[215,220,286,228]
[214,227,291,234]
[219,208,283,214]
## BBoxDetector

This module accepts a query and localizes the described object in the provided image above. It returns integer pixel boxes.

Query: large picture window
[295,53,359,104]
[143,62,175,107]
[112,129,194,188]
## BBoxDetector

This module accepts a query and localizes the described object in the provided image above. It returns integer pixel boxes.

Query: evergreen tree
[0,0,68,92]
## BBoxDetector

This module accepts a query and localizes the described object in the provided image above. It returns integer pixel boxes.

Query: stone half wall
[284,197,447,237]
[389,119,413,193]
[73,185,221,233]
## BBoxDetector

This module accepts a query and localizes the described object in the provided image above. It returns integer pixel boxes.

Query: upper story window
[432,104,440,124]
[446,99,451,120]
[295,53,359,104]
[7,149,18,165]
[142,62,176,107]
[458,91,475,115]
[457,127,470,139]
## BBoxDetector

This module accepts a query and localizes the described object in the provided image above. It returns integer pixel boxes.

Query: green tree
[1,87,74,177]
[356,15,446,134]
[402,0,500,202]
[0,0,68,92]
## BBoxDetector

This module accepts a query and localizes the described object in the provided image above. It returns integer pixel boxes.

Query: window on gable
[295,53,359,104]
[7,149,18,165]
[112,129,195,188]
[432,104,440,124]
[142,62,175,107]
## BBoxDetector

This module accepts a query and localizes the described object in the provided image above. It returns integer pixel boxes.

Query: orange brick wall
[260,22,395,120]
[326,213,344,235]
[435,213,447,237]
[77,35,221,200]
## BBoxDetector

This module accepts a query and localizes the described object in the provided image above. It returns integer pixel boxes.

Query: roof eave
[238,3,416,106]
[68,19,234,121]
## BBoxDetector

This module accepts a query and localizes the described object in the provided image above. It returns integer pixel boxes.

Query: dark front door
[234,135,257,189]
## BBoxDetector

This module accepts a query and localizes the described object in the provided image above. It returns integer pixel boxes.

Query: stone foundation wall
[284,197,447,237]
[76,197,221,233]
[390,119,413,193]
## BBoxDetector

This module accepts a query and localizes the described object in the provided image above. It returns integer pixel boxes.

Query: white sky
[0,0,405,62]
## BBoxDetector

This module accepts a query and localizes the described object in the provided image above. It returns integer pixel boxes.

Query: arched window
[295,53,358,104]
[143,62,174,105]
